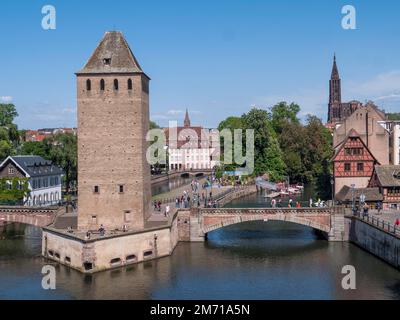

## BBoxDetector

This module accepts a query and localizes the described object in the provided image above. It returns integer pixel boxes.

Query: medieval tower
[76,31,151,231]
[328,54,342,123]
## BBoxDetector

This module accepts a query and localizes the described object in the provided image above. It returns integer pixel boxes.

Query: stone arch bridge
[0,206,62,227]
[177,207,345,242]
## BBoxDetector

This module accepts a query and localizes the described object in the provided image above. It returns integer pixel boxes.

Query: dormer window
[103,58,111,65]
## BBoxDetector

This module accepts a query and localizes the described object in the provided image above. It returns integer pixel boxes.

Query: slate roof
[76,31,146,75]
[373,165,400,187]
[336,185,383,202]
[1,156,64,178]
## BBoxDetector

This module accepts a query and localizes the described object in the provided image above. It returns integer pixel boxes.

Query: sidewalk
[368,209,400,225]
[146,182,234,226]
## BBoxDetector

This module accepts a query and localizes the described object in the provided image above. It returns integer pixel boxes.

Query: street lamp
[330,176,334,208]
[351,183,356,215]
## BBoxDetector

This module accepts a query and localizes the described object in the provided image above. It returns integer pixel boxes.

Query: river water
[0,191,400,300]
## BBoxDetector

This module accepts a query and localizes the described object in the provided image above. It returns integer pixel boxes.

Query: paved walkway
[367,209,400,225]
[146,181,233,226]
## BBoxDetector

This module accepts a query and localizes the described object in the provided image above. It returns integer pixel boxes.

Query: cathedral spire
[184,109,191,127]
[331,53,340,80]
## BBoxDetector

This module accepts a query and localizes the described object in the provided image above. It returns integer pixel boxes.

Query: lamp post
[351,183,356,215]
[330,176,334,208]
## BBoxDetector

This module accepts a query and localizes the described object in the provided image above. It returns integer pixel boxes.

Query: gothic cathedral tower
[328,54,342,123]
[76,31,151,231]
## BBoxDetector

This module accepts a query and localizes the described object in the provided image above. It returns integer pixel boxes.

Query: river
[0,191,399,299]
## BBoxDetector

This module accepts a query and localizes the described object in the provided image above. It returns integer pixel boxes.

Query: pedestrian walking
[165,205,170,217]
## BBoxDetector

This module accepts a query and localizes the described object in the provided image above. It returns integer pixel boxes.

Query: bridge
[178,206,345,242]
[0,206,62,227]
[151,169,214,184]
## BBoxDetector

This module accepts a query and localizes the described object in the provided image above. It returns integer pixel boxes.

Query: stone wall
[216,185,257,207]
[177,210,190,241]
[347,216,400,269]
[43,219,179,273]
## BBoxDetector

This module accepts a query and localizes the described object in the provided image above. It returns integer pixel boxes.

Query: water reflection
[151,176,193,196]
[0,218,399,299]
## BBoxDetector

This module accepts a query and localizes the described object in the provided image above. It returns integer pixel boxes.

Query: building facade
[333,102,389,166]
[369,165,400,209]
[332,129,379,195]
[76,31,151,231]
[0,156,63,206]
[166,110,219,171]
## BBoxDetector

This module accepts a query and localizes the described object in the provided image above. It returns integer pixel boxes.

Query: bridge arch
[199,208,332,236]
[0,206,60,228]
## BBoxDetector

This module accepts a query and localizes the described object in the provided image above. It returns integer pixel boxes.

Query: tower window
[119,185,124,193]
[114,79,119,90]
[103,58,111,65]
[86,79,91,91]
[128,79,133,90]
[94,186,99,193]
[100,79,105,91]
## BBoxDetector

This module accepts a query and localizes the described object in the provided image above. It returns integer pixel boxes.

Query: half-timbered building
[333,129,379,195]
[369,165,400,209]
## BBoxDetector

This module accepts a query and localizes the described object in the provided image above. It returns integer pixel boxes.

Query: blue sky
[1,0,400,129]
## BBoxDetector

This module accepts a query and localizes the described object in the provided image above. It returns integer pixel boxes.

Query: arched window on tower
[100,79,105,91]
[114,79,119,91]
[86,79,91,91]
[128,79,133,90]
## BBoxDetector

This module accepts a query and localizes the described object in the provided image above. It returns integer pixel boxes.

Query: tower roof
[77,31,146,75]
[184,109,191,127]
[331,54,340,80]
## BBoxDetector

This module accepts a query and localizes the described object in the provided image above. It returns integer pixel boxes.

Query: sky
[1,0,400,129]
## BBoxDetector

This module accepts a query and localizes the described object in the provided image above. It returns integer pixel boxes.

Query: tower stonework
[76,31,151,231]
[328,54,342,123]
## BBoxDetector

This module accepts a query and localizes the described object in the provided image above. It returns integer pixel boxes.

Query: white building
[165,110,220,171]
[0,156,64,206]
[378,121,400,165]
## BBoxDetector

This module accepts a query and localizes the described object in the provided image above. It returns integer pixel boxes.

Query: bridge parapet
[0,206,61,227]
[198,207,344,236]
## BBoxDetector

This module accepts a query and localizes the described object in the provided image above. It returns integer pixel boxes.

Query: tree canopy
[217,103,333,197]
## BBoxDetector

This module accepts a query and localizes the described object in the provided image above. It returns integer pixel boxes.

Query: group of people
[270,197,324,208]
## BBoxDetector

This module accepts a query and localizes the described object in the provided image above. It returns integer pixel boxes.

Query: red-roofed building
[332,129,380,195]
[165,110,219,171]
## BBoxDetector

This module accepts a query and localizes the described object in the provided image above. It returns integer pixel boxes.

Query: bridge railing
[354,212,400,237]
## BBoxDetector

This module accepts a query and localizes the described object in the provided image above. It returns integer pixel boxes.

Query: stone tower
[328,54,342,123]
[76,31,151,231]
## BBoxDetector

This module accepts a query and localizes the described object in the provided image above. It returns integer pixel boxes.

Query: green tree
[48,133,77,194]
[20,141,51,159]
[241,108,286,180]
[0,177,29,204]
[0,104,18,127]
[217,116,243,172]
[271,101,300,134]
[0,104,20,160]
[303,115,333,198]
[150,120,160,130]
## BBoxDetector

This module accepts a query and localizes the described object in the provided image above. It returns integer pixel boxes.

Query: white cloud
[347,71,400,97]
[62,107,76,114]
[0,96,13,102]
